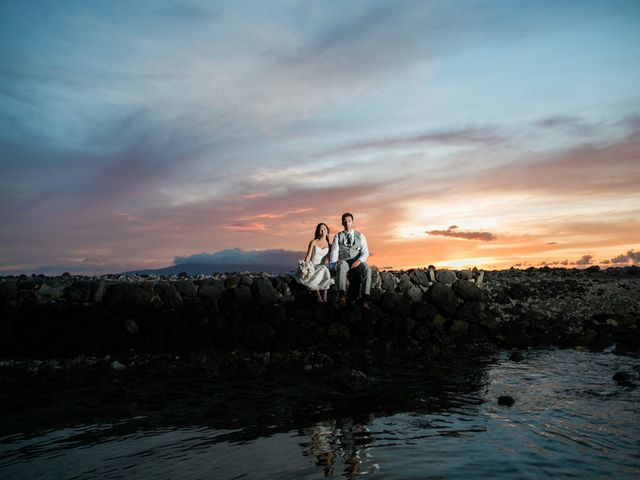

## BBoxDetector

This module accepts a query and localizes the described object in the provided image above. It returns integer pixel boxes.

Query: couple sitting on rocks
[297,212,371,308]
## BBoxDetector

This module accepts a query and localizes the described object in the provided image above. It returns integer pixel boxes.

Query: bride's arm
[304,241,314,263]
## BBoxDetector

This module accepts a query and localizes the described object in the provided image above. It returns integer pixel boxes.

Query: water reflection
[302,418,375,478]
[1,349,639,479]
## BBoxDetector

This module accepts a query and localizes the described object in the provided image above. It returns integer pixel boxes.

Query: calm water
[1,349,639,479]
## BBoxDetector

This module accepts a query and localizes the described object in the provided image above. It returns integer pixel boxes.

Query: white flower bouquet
[297,260,316,282]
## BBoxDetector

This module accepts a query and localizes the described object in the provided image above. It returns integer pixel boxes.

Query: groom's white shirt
[329,230,369,265]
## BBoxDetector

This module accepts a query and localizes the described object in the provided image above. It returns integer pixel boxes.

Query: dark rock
[381,272,396,291]
[35,284,65,303]
[90,280,106,303]
[409,269,430,287]
[338,369,376,392]
[456,301,486,323]
[199,280,224,299]
[431,314,447,330]
[509,351,524,362]
[413,323,431,341]
[224,285,252,309]
[380,292,412,318]
[498,395,515,406]
[251,277,277,307]
[124,318,139,335]
[425,282,458,316]
[612,371,635,387]
[505,283,532,300]
[493,290,511,304]
[369,287,383,303]
[327,322,350,343]
[103,283,154,315]
[435,269,457,284]
[175,280,198,297]
[154,282,183,309]
[0,281,18,300]
[456,270,473,280]
[405,285,423,302]
[449,320,469,335]
[452,280,483,301]
[225,276,241,289]
[412,302,438,323]
[397,274,412,292]
[271,277,288,295]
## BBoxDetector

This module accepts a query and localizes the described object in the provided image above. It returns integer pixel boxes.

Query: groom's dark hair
[341,212,354,222]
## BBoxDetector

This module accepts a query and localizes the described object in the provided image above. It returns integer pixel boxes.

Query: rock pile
[0,266,638,358]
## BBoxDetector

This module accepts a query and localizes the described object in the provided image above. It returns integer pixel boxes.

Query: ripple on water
[1,349,639,479]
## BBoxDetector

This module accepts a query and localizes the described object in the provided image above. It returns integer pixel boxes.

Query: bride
[297,223,333,302]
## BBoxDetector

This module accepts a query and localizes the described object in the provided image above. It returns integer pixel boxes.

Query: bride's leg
[322,289,328,302]
[315,290,323,302]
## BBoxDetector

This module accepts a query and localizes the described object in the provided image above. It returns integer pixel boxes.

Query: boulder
[412,302,438,323]
[381,272,396,291]
[456,301,486,323]
[380,292,412,318]
[452,280,483,301]
[175,280,198,297]
[397,274,412,292]
[449,320,469,335]
[36,284,65,303]
[225,285,252,309]
[251,277,277,307]
[154,282,183,309]
[199,279,224,300]
[509,351,524,362]
[91,280,106,303]
[612,371,635,387]
[425,282,458,316]
[225,276,241,289]
[432,314,447,330]
[456,270,473,280]
[103,283,154,314]
[498,395,515,406]
[405,285,423,303]
[409,269,430,287]
[435,269,457,284]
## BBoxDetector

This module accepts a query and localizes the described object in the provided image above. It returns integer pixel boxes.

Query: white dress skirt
[296,246,334,290]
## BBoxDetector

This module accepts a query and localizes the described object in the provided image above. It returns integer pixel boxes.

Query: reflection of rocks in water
[302,417,375,479]
[0,350,493,443]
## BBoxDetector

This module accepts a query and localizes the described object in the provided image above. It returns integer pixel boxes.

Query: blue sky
[1,0,639,273]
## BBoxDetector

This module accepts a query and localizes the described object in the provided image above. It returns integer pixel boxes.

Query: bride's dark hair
[314,223,330,240]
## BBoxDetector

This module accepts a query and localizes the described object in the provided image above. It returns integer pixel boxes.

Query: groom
[330,212,371,308]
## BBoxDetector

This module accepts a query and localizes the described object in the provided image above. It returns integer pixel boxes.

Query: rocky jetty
[1,266,638,359]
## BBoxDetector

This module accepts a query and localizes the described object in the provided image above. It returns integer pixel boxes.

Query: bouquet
[297,260,316,282]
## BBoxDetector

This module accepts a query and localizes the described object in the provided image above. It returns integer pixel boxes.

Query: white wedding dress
[296,246,333,290]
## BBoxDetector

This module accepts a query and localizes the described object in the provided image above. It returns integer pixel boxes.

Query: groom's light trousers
[336,259,371,297]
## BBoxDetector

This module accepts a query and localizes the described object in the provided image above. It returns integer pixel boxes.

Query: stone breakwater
[1,266,639,358]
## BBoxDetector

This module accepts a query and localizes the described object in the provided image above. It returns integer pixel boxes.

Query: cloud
[609,249,640,264]
[324,126,503,156]
[426,225,496,241]
[575,254,593,265]
[174,248,304,266]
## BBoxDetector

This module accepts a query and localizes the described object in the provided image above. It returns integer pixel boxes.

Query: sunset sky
[1,0,639,274]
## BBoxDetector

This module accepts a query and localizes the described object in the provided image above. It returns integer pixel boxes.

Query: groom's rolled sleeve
[329,234,339,266]
[358,233,370,263]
